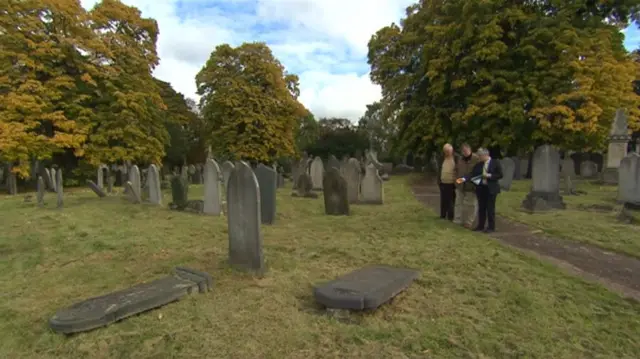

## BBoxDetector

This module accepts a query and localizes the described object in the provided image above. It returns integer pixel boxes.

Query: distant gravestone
[227,161,265,274]
[291,159,302,190]
[97,165,108,189]
[561,156,576,195]
[147,164,162,205]
[520,158,530,178]
[255,164,277,225]
[310,156,324,190]
[618,153,640,207]
[50,168,58,192]
[322,168,349,215]
[522,145,565,211]
[277,172,285,188]
[43,168,54,191]
[88,180,107,198]
[360,164,383,204]
[187,165,196,184]
[125,181,141,204]
[37,176,45,207]
[56,169,63,208]
[203,159,222,216]
[222,161,234,189]
[327,155,341,170]
[512,157,522,180]
[6,171,17,195]
[292,173,318,198]
[604,109,631,184]
[580,160,598,178]
[498,158,515,191]
[129,165,141,202]
[344,158,361,204]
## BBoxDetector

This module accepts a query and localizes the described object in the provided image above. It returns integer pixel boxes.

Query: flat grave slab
[49,267,212,334]
[313,265,419,310]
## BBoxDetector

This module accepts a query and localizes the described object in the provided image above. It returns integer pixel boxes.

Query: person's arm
[489,160,503,181]
[459,162,482,182]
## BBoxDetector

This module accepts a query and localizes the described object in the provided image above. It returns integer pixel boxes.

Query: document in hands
[471,175,482,185]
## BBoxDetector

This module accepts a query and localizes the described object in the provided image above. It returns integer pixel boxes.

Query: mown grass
[497,179,640,258]
[1,176,639,358]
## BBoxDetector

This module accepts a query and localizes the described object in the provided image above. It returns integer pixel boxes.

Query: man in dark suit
[456,148,503,233]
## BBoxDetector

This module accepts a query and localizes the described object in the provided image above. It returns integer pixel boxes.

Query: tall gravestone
[310,156,324,190]
[43,168,54,191]
[522,145,565,211]
[37,176,45,207]
[327,155,341,170]
[222,161,234,190]
[6,171,17,195]
[361,164,383,204]
[255,164,277,224]
[203,159,222,216]
[147,164,162,205]
[512,156,522,180]
[50,168,58,192]
[292,173,318,198]
[56,169,63,208]
[498,158,515,191]
[561,154,576,195]
[618,153,640,208]
[344,158,361,203]
[603,109,631,184]
[129,165,141,202]
[227,161,264,274]
[322,168,350,215]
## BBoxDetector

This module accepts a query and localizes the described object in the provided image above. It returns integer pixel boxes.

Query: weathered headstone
[522,145,565,211]
[254,164,277,224]
[498,157,515,191]
[56,169,63,208]
[188,164,197,184]
[618,153,640,207]
[580,160,598,178]
[277,172,285,188]
[561,155,576,195]
[37,176,45,207]
[327,155,341,170]
[125,181,141,204]
[43,168,54,191]
[88,180,107,198]
[310,156,324,190]
[512,157,522,180]
[129,165,141,202]
[603,109,631,184]
[97,165,106,189]
[322,168,349,215]
[6,171,17,195]
[170,175,188,209]
[227,161,264,274]
[50,168,57,192]
[292,173,318,198]
[147,164,162,205]
[360,164,383,204]
[344,158,361,204]
[203,159,222,216]
[520,158,530,178]
[222,161,234,189]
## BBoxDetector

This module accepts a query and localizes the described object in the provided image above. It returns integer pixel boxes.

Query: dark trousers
[439,183,455,220]
[476,185,497,230]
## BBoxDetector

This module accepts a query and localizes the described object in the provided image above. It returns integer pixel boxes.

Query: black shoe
[484,228,495,233]
[473,227,484,232]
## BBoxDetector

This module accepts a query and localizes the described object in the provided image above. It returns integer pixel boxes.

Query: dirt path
[411,178,640,301]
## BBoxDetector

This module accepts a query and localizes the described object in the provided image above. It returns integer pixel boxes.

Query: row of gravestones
[35,169,65,208]
[291,155,384,205]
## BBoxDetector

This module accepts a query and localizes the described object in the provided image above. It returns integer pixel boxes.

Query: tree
[304,117,369,159]
[368,0,640,157]
[0,0,104,177]
[196,42,308,163]
[357,101,396,154]
[295,112,319,155]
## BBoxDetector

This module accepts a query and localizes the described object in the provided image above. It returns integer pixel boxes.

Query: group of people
[436,144,503,233]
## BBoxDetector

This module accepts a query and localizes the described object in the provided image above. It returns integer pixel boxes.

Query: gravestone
[37,176,45,207]
[56,169,63,208]
[6,171,17,195]
[561,156,576,195]
[291,159,302,190]
[344,158,361,204]
[227,161,265,274]
[292,173,318,198]
[360,164,383,204]
[498,157,515,191]
[327,155,341,170]
[322,168,349,215]
[310,156,324,190]
[580,160,598,178]
[97,165,108,189]
[277,172,285,188]
[512,157,523,180]
[203,159,222,216]
[50,168,57,192]
[618,153,640,208]
[88,180,107,198]
[125,181,141,204]
[129,165,141,201]
[222,161,234,189]
[170,175,188,209]
[43,168,54,191]
[147,164,162,205]
[520,158,530,178]
[603,109,631,184]
[254,164,277,225]
[522,145,565,211]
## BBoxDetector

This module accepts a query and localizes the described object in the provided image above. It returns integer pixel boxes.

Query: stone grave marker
[344,158,361,203]
[254,164,277,224]
[203,159,222,216]
[512,157,522,180]
[498,157,515,191]
[50,168,57,192]
[227,161,264,274]
[522,145,565,211]
[6,171,17,195]
[520,158,530,178]
[310,156,324,190]
[56,169,63,208]
[43,168,54,191]
[618,153,640,207]
[88,180,107,198]
[129,165,141,202]
[561,156,576,195]
[360,163,383,204]
[580,160,598,178]
[322,167,349,215]
[292,173,318,198]
[604,109,631,184]
[37,176,45,207]
[125,181,141,203]
[328,155,341,170]
[147,164,162,205]
[97,165,108,188]
[222,161,235,189]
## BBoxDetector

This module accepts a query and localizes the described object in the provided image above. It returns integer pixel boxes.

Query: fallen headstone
[88,180,107,198]
[313,265,419,310]
[49,267,212,334]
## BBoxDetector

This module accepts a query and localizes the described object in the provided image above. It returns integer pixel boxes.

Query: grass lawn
[497,179,640,258]
[1,176,640,358]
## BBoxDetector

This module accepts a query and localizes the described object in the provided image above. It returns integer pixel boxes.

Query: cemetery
[2,0,640,357]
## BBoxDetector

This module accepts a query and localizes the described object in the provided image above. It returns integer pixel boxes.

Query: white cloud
[80,0,414,122]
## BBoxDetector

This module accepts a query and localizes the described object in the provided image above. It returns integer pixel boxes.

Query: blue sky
[81,0,640,122]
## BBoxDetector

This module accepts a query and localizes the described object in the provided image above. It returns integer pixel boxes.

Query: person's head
[461,143,472,157]
[476,148,490,162]
[443,143,453,157]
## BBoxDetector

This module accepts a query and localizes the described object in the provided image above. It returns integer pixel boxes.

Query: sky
[80,0,640,123]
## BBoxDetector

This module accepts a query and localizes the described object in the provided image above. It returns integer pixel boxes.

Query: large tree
[196,42,308,163]
[368,0,640,157]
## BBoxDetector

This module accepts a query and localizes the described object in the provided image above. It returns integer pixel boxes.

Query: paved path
[412,179,640,301]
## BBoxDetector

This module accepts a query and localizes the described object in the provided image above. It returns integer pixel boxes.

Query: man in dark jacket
[456,148,503,233]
